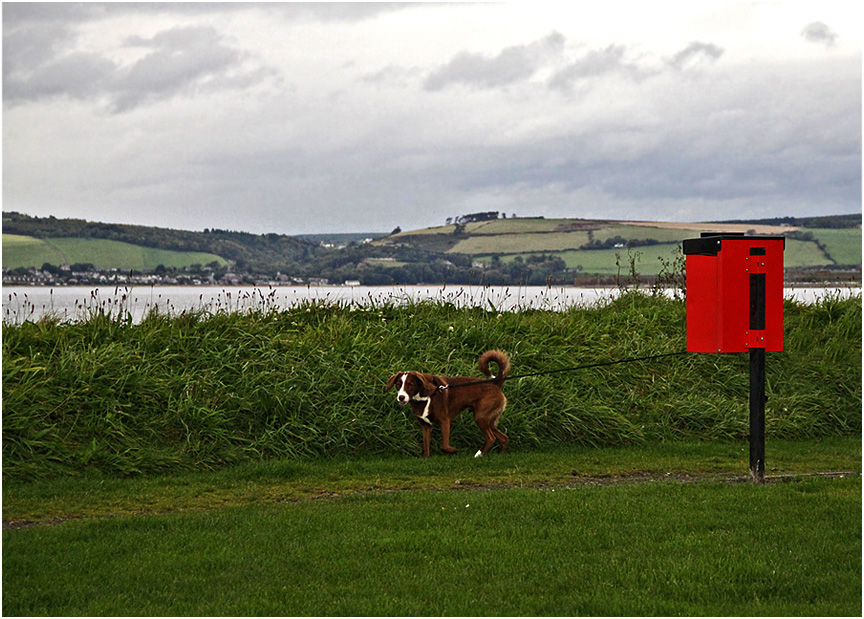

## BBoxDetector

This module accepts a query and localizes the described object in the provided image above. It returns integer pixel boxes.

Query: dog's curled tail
[478,349,510,384]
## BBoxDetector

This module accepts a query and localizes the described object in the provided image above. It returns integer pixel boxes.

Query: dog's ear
[385,373,401,391]
[417,374,443,397]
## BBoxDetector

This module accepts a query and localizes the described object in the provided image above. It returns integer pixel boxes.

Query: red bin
[683,234,785,353]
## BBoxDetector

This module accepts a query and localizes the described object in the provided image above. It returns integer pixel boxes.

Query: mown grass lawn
[3,440,860,616]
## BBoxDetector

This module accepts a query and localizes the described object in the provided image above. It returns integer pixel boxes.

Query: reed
[2,291,860,479]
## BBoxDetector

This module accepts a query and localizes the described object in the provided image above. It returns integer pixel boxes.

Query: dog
[386,350,510,458]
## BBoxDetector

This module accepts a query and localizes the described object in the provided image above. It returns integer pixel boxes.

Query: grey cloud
[666,42,724,70]
[263,2,418,22]
[437,130,860,215]
[2,14,118,103]
[1,3,111,25]
[125,25,225,49]
[3,23,272,112]
[2,21,72,70]
[3,2,415,25]
[547,41,722,93]
[113,27,249,112]
[547,44,650,92]
[800,22,838,48]
[362,64,424,87]
[420,58,861,213]
[3,3,859,233]
[624,146,851,210]
[5,52,116,101]
[423,31,565,91]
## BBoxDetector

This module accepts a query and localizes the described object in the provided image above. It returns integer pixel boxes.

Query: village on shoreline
[3,262,860,289]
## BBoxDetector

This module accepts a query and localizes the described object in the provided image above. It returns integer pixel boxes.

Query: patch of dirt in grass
[5,471,855,530]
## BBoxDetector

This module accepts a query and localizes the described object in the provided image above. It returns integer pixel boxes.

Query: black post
[749,348,766,483]
[748,264,767,483]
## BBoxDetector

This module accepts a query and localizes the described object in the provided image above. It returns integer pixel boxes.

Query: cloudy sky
[3,2,861,235]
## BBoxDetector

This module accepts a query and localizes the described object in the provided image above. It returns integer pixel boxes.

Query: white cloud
[665,41,724,70]
[3,20,275,113]
[423,31,566,91]
[800,21,839,48]
[2,2,860,234]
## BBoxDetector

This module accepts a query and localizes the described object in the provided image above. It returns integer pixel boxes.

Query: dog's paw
[474,450,483,458]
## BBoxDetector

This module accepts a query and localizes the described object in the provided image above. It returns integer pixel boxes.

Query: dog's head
[385,372,438,404]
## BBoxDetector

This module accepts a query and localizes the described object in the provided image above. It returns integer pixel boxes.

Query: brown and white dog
[386,350,510,458]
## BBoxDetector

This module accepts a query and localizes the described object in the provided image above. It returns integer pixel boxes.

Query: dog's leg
[473,398,507,457]
[439,417,458,454]
[420,422,432,458]
[475,427,497,458]
[493,425,509,452]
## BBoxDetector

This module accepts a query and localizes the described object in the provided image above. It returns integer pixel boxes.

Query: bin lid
[683,234,785,256]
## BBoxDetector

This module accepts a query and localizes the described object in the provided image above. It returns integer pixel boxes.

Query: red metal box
[683,234,785,353]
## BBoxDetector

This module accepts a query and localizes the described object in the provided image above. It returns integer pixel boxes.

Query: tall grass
[2,291,860,479]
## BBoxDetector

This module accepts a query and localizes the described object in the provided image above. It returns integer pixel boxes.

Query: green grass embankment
[2,446,860,616]
[2,292,861,479]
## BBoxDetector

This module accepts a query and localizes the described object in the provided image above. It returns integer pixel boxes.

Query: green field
[381,219,862,277]
[450,230,593,254]
[481,238,838,276]
[2,234,228,270]
[549,245,682,275]
[464,217,569,234]
[805,227,863,265]
[2,441,860,616]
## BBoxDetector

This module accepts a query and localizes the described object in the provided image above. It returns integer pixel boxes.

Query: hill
[2,212,322,271]
[2,211,860,286]
[373,215,861,282]
[3,234,229,272]
[295,232,388,247]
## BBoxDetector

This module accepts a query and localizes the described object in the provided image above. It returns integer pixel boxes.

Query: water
[2,285,623,323]
[2,284,860,324]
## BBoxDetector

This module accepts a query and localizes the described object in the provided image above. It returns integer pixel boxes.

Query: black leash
[437,351,688,391]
